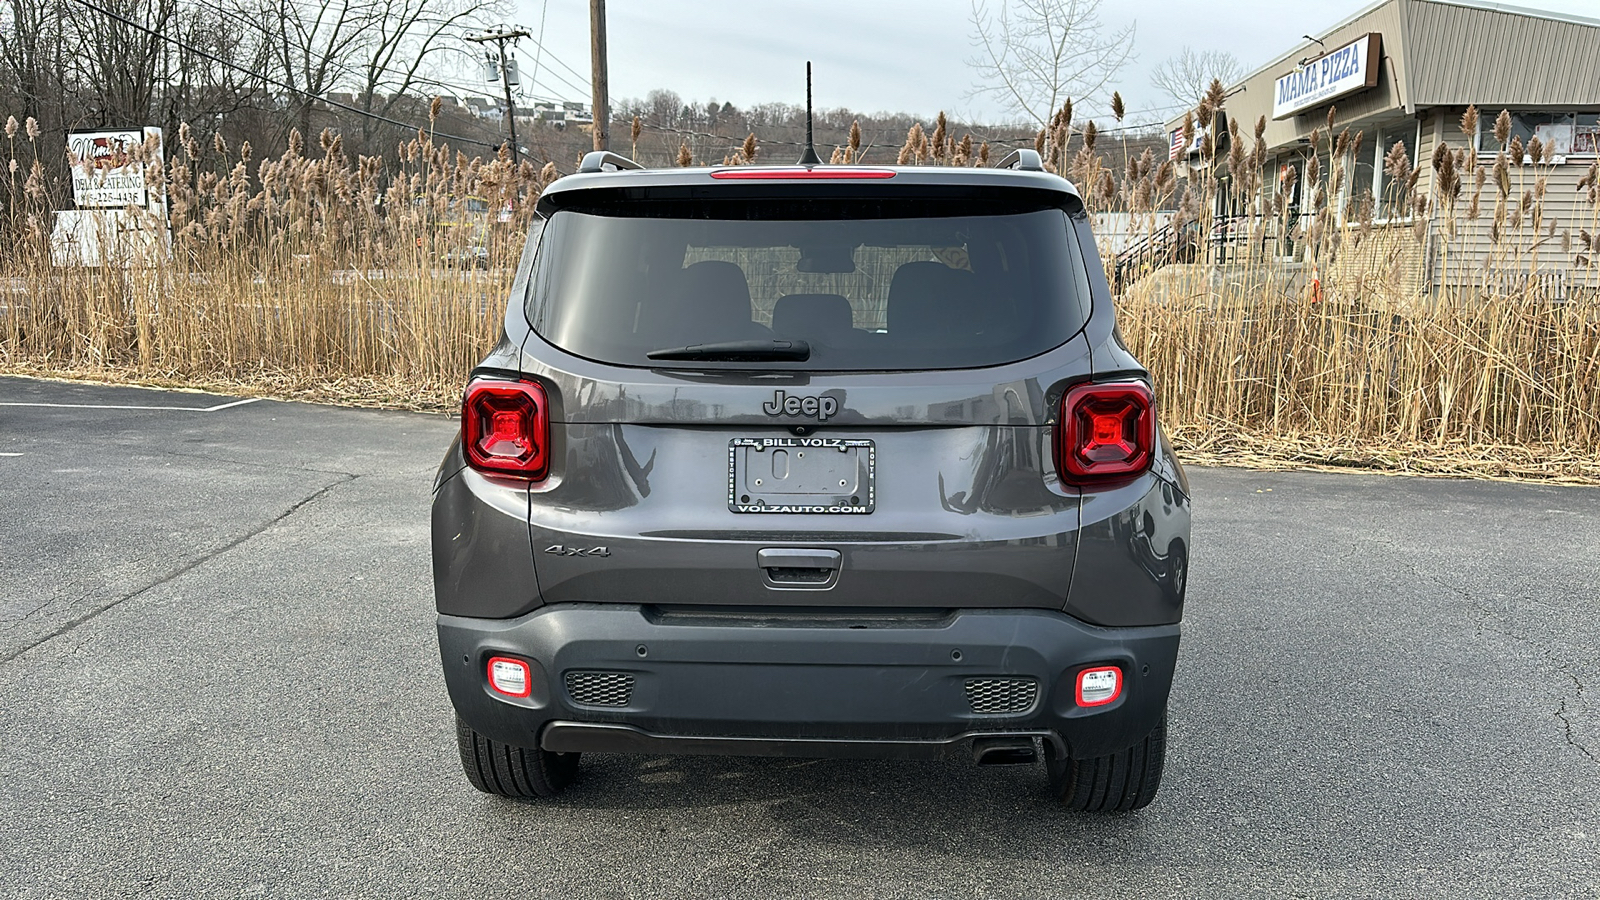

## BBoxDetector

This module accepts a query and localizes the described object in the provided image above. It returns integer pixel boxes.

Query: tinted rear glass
[525,199,1088,371]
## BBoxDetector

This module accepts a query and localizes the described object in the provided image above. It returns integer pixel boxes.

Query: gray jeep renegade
[431,148,1190,812]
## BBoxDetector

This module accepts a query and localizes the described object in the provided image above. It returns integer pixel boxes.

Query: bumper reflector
[487,656,532,698]
[1075,666,1122,707]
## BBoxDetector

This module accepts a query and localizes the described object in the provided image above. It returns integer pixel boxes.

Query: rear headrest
[673,260,754,322]
[639,260,759,344]
[772,293,854,344]
[886,261,981,343]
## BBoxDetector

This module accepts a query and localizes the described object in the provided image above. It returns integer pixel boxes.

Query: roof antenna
[797,61,822,165]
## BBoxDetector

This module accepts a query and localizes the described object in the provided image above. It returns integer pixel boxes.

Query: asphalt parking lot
[1,373,1596,898]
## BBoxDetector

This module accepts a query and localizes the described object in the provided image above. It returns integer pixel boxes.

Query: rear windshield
[524,199,1089,371]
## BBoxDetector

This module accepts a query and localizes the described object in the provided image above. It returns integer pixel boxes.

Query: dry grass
[1081,97,1600,485]
[2,116,552,412]
[3,104,1599,485]
[1172,428,1600,484]
[0,360,461,412]
[1118,280,1600,457]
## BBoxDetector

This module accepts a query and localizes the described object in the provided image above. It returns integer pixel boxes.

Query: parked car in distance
[431,148,1191,811]
[412,194,493,268]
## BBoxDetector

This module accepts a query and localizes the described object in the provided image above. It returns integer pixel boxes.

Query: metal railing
[1112,215,1266,290]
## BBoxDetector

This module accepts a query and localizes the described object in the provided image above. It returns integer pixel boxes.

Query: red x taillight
[1056,381,1155,484]
[462,378,549,480]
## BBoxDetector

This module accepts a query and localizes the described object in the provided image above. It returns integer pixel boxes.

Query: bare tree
[0,0,518,176]
[644,89,682,128]
[0,0,65,126]
[154,3,271,145]
[1150,47,1244,113]
[66,0,176,128]
[966,0,1135,127]
[255,0,376,140]
[350,0,489,145]
[241,0,499,149]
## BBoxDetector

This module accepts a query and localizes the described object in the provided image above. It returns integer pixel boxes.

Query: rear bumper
[438,604,1179,761]
[539,722,1066,762]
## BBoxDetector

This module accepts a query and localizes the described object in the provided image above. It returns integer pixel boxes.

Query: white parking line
[201,397,263,412]
[0,397,262,412]
[0,452,21,457]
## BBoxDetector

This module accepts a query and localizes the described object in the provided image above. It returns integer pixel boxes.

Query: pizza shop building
[1165,0,1600,293]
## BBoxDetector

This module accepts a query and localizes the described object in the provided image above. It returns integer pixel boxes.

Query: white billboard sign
[68,128,162,208]
[1272,34,1382,120]
[49,208,169,267]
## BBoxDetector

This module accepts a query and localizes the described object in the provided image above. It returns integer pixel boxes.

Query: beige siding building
[1166,0,1600,295]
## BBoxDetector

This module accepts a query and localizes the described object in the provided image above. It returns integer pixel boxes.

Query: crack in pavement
[149,446,362,478]
[1340,534,1598,770]
[1556,668,1596,765]
[1408,562,1597,768]
[0,472,359,667]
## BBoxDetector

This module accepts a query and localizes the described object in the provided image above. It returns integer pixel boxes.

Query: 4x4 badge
[544,545,610,557]
[763,390,839,422]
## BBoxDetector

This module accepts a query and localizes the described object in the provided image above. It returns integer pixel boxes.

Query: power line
[198,2,578,137]
[527,0,549,106]
[65,0,1174,170]
[512,43,589,101]
[508,51,586,103]
[519,34,592,91]
[70,0,502,150]
[201,0,510,108]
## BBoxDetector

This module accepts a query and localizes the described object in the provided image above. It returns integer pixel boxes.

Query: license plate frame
[728,438,876,514]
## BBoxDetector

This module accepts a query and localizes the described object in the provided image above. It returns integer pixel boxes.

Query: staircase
[1112,216,1254,291]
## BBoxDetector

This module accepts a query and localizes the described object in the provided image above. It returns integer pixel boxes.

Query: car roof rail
[578,150,645,174]
[993,148,1044,172]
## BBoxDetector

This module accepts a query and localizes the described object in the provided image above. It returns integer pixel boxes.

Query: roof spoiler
[993,148,1044,171]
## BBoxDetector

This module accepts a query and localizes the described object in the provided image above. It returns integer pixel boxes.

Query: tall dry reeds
[964,96,1600,479]
[3,102,1599,478]
[1,112,552,408]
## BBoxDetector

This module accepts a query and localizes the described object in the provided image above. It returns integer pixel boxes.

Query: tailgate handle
[757,549,840,570]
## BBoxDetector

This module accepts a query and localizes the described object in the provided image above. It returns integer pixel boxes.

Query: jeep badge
[763,390,839,422]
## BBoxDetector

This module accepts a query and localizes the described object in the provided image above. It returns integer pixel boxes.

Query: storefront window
[1377,123,1418,220]
[1477,111,1586,157]
[1347,134,1375,223]
[1313,146,1333,212]
[1576,114,1600,156]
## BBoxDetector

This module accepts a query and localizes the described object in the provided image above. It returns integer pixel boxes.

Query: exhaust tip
[971,736,1038,766]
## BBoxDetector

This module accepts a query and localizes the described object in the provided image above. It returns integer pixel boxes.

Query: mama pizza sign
[1272,34,1382,120]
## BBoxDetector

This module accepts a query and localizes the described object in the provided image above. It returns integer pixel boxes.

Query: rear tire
[456,715,579,800]
[1047,713,1166,812]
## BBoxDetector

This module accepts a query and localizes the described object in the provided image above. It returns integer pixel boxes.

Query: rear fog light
[1076,666,1122,707]
[487,656,532,698]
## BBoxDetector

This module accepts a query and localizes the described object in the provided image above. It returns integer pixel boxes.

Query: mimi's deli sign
[1273,34,1382,120]
[68,128,163,208]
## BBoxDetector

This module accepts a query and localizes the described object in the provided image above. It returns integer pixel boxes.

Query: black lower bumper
[540,721,1067,762]
[437,604,1180,761]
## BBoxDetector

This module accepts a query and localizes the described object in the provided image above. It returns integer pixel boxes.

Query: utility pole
[468,27,530,163]
[589,0,609,151]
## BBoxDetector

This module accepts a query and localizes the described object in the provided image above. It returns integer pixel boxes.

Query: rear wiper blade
[646,339,810,362]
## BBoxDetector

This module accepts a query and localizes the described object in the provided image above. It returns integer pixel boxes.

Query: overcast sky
[500,0,1599,125]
